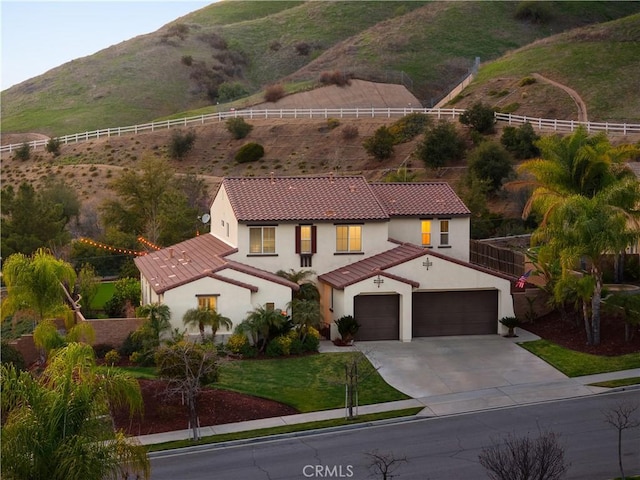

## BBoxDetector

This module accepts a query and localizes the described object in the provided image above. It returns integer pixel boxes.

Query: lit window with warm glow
[421,220,432,246]
[336,225,362,252]
[250,226,276,254]
[197,296,217,311]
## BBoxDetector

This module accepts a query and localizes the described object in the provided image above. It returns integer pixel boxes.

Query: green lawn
[216,352,409,412]
[146,407,422,452]
[589,377,640,388]
[519,340,640,377]
[90,282,115,310]
[114,352,409,412]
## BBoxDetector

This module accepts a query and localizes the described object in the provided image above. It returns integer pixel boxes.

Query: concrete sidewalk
[135,331,640,446]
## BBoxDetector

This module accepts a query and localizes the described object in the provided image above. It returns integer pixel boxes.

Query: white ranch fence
[2,107,639,154]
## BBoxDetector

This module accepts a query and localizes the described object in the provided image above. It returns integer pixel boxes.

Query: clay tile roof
[134,234,298,294]
[369,182,470,216]
[223,175,388,222]
[318,243,426,289]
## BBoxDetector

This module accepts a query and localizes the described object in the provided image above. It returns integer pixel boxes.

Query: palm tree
[137,302,172,346]
[238,305,288,352]
[1,343,149,480]
[515,127,638,223]
[1,248,77,323]
[536,191,640,345]
[289,298,323,341]
[183,308,232,342]
[276,268,320,301]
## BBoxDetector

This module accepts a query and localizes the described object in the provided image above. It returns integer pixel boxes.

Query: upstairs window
[440,220,450,246]
[250,226,276,254]
[296,225,317,254]
[336,225,362,252]
[421,220,432,246]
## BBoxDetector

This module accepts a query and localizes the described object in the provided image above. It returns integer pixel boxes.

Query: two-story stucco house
[134,175,516,342]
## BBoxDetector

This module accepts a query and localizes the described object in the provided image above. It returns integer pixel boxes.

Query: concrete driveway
[355,331,587,400]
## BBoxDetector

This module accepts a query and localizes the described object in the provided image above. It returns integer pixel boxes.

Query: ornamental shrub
[303,334,320,353]
[104,349,121,366]
[226,333,249,355]
[235,142,265,163]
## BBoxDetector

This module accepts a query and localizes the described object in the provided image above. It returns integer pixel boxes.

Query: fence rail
[2,107,639,154]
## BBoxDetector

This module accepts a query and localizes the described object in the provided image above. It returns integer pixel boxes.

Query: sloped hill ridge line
[2,108,639,154]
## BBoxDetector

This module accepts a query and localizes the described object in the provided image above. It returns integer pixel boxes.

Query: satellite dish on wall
[200,213,211,224]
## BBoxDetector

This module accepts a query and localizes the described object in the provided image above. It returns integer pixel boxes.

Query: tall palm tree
[183,308,232,342]
[535,190,640,345]
[516,127,638,223]
[137,302,172,346]
[1,343,149,480]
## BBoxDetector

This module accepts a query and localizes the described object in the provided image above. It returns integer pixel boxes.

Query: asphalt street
[149,389,640,480]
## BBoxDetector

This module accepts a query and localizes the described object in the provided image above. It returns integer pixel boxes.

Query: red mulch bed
[113,379,298,436]
[114,310,639,437]
[522,309,640,356]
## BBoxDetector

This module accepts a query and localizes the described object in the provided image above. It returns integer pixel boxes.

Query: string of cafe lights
[78,238,147,256]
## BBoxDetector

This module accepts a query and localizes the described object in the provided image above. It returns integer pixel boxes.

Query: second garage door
[354,294,399,341]
[412,290,498,337]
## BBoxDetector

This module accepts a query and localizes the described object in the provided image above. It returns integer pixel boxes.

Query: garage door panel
[412,290,497,337]
[354,294,399,341]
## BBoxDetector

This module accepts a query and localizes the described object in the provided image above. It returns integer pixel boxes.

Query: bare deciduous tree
[155,341,220,441]
[603,402,640,480]
[365,450,408,479]
[478,430,569,480]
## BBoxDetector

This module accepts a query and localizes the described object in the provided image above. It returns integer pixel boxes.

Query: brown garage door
[354,294,399,341]
[412,290,498,337]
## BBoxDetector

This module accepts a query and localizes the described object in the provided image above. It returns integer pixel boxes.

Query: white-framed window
[336,225,362,252]
[197,295,217,311]
[440,220,449,246]
[249,226,276,254]
[421,220,432,246]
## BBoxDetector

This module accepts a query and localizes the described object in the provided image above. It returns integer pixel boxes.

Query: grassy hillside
[2,1,639,136]
[454,13,640,122]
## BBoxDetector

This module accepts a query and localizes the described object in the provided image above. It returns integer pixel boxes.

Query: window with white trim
[336,225,362,252]
[249,226,276,254]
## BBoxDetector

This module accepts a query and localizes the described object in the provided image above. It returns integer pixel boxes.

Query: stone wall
[76,311,144,348]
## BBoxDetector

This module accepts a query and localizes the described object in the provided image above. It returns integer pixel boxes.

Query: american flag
[516,270,532,289]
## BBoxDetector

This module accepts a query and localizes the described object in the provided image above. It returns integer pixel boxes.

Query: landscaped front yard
[216,351,410,412]
[519,339,640,377]
[113,351,410,436]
